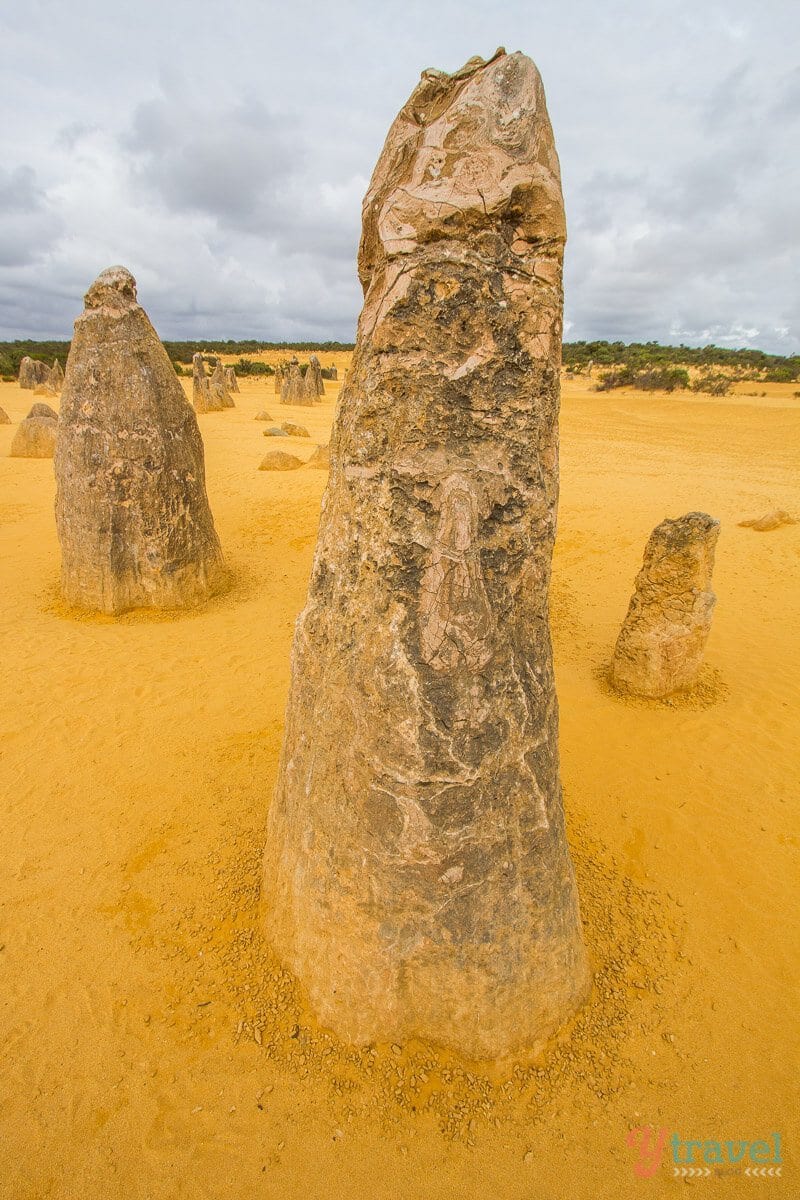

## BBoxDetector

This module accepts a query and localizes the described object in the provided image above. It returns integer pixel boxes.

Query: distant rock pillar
[192,353,212,413]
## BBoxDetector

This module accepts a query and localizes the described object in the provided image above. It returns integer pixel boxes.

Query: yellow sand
[0,364,797,1199]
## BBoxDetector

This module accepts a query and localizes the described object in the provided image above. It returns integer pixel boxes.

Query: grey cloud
[0,166,64,267]
[0,0,797,351]
[122,94,297,225]
[701,62,755,130]
[770,66,800,120]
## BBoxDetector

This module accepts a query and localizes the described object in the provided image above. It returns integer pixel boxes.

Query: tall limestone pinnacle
[55,266,226,614]
[262,51,590,1060]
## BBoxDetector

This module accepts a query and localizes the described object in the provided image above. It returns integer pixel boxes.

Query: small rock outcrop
[263,427,289,437]
[259,450,303,470]
[274,365,284,394]
[300,369,318,404]
[210,361,234,409]
[18,356,52,390]
[738,510,796,532]
[33,382,58,398]
[262,49,589,1061]
[254,410,273,421]
[306,354,325,398]
[305,443,330,469]
[54,266,226,614]
[611,512,720,697]
[281,421,310,437]
[224,366,240,393]
[192,353,215,414]
[280,358,304,404]
[51,359,65,391]
[321,365,338,381]
[0,407,11,425]
[10,402,58,457]
[28,401,59,420]
[18,356,36,389]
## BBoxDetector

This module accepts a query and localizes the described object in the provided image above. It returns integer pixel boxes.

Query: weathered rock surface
[738,510,796,532]
[305,443,330,469]
[611,512,720,697]
[274,365,284,394]
[224,366,240,393]
[10,403,58,457]
[0,406,11,425]
[281,421,310,437]
[51,359,65,391]
[54,266,226,614]
[18,356,51,390]
[33,382,58,398]
[254,410,274,421]
[258,449,302,470]
[263,49,589,1061]
[262,427,290,437]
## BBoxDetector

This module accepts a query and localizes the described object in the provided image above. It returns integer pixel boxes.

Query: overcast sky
[0,0,797,352]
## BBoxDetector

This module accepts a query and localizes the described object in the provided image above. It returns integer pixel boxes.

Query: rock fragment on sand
[254,410,273,421]
[611,512,720,697]
[10,403,58,457]
[54,265,226,614]
[258,450,303,471]
[0,407,11,425]
[738,510,796,532]
[305,443,329,469]
[262,49,589,1061]
[263,427,289,437]
[281,421,310,437]
[33,382,58,398]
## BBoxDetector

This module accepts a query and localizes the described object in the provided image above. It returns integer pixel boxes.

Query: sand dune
[0,365,797,1197]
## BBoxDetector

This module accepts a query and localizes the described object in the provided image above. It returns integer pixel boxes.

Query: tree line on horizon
[0,337,798,384]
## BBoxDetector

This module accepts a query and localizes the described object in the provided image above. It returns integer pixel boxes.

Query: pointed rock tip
[84,265,138,312]
[420,47,506,83]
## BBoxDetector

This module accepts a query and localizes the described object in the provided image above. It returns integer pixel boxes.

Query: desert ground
[0,359,797,1198]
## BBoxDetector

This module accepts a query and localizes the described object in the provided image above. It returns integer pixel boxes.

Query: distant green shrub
[691,372,732,396]
[596,366,689,393]
[763,365,799,383]
[233,358,274,376]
